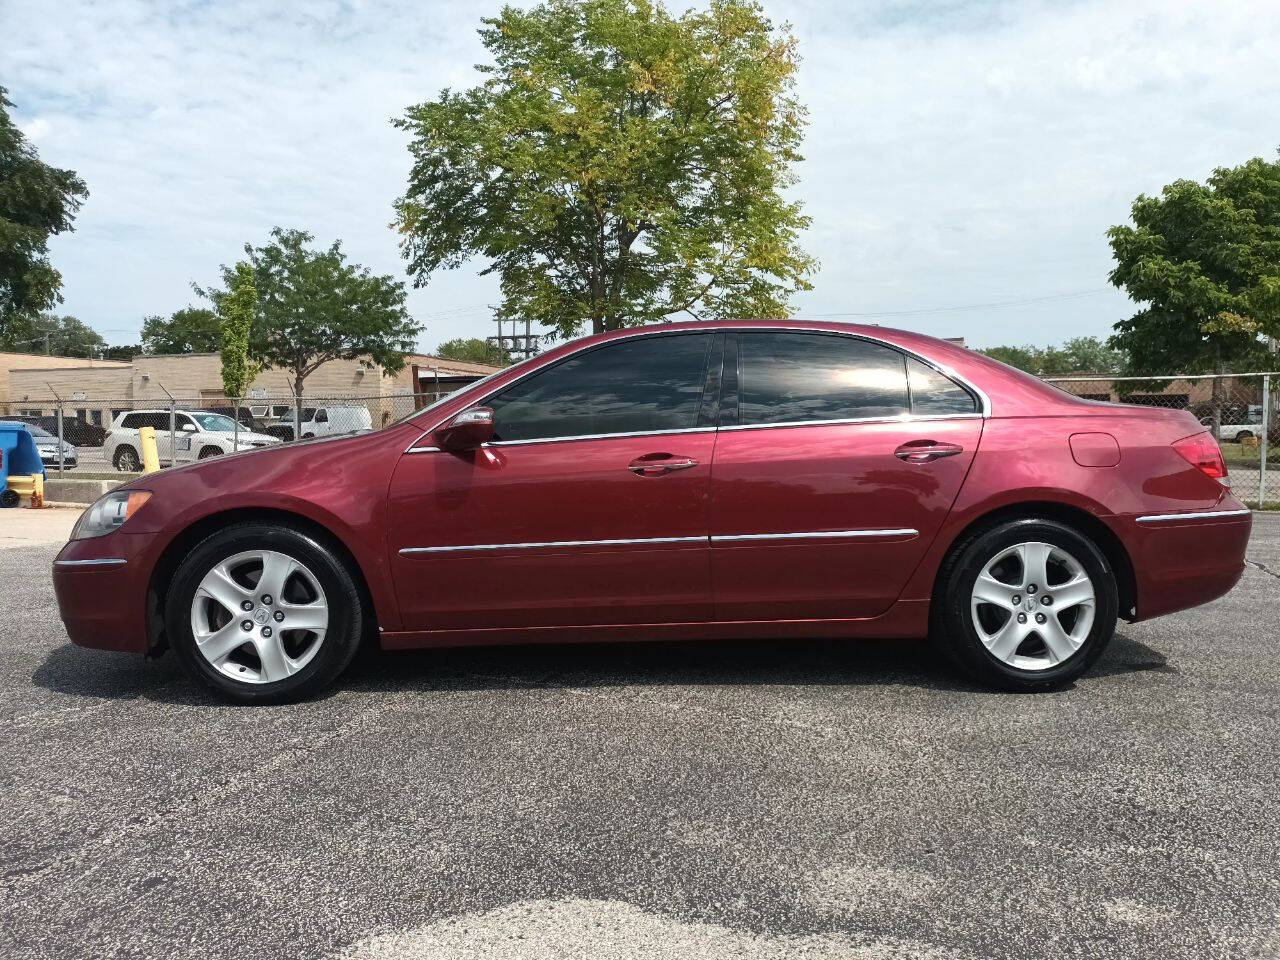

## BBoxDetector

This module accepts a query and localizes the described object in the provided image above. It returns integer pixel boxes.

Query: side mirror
[181,423,198,433]
[435,406,495,451]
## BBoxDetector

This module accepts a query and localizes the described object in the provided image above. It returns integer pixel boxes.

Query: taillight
[1172,432,1227,480]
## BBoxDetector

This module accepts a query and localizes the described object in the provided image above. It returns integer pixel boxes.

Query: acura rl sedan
[53,321,1252,702]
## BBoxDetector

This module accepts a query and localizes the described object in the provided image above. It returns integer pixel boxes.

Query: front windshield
[387,354,546,429]
[191,413,239,432]
[25,424,54,437]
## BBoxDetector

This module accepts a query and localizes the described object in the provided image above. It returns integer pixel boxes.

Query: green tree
[218,262,260,397]
[395,0,816,338]
[1107,153,1280,436]
[0,87,89,348]
[980,337,1126,376]
[200,228,419,421]
[103,344,141,361]
[433,337,511,365]
[22,313,106,358]
[141,306,221,354]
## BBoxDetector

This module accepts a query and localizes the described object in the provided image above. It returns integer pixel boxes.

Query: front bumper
[53,532,155,653]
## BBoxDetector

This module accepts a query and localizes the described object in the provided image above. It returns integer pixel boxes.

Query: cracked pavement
[1,511,1278,959]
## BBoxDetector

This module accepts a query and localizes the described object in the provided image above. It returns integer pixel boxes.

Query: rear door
[709,331,983,621]
[386,331,722,632]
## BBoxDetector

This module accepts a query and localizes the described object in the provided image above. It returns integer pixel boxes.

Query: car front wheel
[165,523,364,703]
[933,519,1119,692]
[113,446,141,472]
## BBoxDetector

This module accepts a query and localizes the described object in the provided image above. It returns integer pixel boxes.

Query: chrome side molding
[53,558,128,568]
[1134,509,1252,524]
[399,528,919,555]
[711,529,918,543]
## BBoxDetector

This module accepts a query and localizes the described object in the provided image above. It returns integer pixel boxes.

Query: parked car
[265,405,374,441]
[54,321,1251,704]
[103,409,281,471]
[1199,407,1267,443]
[9,414,106,447]
[13,422,77,470]
[194,407,277,435]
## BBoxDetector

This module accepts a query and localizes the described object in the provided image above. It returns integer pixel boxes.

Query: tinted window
[119,413,142,429]
[906,357,978,416]
[738,333,909,425]
[489,334,712,442]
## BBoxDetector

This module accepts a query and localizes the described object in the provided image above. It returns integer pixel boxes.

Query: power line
[793,288,1111,320]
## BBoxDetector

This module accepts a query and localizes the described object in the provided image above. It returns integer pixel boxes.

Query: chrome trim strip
[486,426,715,448]
[712,528,919,543]
[1134,509,1252,524]
[405,445,441,454]
[400,535,705,555]
[719,413,980,433]
[53,558,128,568]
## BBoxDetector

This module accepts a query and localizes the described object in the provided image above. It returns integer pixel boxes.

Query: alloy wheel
[189,549,329,684]
[969,540,1096,671]
[117,447,140,471]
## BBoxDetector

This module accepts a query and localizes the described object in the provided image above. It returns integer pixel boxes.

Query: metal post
[233,397,240,452]
[1261,374,1271,509]
[56,399,65,476]
[45,383,65,476]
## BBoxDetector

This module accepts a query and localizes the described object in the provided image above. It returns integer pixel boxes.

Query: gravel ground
[1,513,1278,960]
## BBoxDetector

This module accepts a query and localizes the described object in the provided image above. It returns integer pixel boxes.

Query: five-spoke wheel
[935,518,1118,691]
[166,523,364,703]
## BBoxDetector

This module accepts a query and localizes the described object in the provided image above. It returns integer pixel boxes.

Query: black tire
[198,446,222,459]
[165,523,364,704]
[113,445,140,472]
[932,518,1119,692]
[1235,431,1253,443]
[301,432,314,439]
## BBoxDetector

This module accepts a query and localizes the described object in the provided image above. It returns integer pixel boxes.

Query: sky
[4,0,1278,353]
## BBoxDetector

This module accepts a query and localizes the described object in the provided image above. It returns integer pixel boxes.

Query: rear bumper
[52,533,155,653]
[1118,508,1252,621]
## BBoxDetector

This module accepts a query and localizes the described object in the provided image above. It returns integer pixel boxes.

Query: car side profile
[53,321,1251,702]
[104,409,280,471]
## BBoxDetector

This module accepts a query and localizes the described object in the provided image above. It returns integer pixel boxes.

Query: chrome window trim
[712,528,918,543]
[718,412,981,434]
[53,557,128,568]
[1134,508,1252,524]
[403,325,991,452]
[400,535,705,555]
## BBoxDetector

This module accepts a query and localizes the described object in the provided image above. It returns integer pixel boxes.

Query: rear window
[906,357,978,416]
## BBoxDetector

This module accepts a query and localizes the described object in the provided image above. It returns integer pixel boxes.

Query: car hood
[228,430,280,444]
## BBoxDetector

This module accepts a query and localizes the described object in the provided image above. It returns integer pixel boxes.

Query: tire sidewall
[940,519,1119,690]
[166,524,361,703]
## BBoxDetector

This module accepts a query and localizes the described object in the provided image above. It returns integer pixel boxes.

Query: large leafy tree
[200,228,419,406]
[433,337,511,365]
[0,87,89,348]
[141,307,221,354]
[1107,153,1280,434]
[981,337,1126,376]
[23,313,107,358]
[395,0,816,338]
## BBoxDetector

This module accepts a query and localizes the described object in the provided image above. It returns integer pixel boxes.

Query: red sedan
[53,321,1251,702]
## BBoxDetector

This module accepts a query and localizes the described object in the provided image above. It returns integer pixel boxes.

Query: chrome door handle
[628,454,699,477]
[894,441,963,463]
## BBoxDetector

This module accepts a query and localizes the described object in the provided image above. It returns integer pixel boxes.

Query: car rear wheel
[198,446,222,459]
[113,445,141,472]
[933,519,1118,691]
[165,523,364,703]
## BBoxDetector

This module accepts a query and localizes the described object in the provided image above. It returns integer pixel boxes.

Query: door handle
[628,453,699,477]
[894,440,963,463]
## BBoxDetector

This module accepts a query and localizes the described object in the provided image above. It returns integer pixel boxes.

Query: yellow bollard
[138,426,161,473]
[31,473,43,509]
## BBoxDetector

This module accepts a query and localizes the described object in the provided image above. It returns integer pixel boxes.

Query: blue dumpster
[0,421,45,508]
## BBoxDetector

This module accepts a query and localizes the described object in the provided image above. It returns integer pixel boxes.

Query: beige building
[4,352,502,427]
[0,352,131,411]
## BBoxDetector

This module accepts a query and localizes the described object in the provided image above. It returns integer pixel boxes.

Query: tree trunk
[1210,343,1224,442]
[294,369,305,441]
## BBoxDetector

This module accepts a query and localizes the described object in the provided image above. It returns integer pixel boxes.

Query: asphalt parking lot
[2,511,1279,960]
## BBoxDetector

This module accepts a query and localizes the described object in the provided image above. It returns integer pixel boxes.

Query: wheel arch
[145,506,380,654]
[931,500,1138,622]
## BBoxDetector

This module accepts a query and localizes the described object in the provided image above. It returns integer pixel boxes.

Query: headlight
[71,490,153,540]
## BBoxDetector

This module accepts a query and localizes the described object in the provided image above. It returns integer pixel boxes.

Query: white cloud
[5,0,1278,349]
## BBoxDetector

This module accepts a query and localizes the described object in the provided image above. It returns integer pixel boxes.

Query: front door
[709,331,984,621]
[387,331,721,632]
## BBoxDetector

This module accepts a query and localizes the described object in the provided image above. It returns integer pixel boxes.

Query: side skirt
[378,599,931,650]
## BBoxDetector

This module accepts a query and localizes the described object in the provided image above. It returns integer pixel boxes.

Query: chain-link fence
[3,375,1276,507]
[0,391,452,477]
[1045,373,1277,507]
